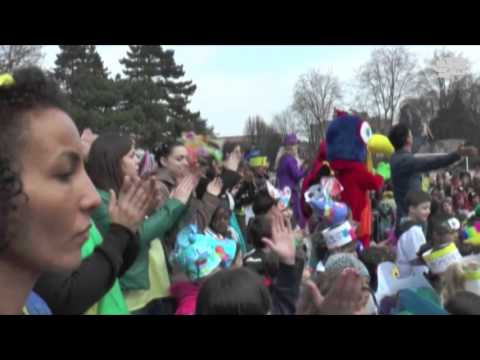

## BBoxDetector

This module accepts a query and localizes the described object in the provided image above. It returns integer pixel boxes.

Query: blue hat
[173,225,238,281]
[245,149,261,162]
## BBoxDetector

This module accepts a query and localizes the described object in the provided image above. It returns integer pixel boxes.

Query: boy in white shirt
[396,191,431,277]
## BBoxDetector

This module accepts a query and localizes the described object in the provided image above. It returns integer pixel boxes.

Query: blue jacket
[390,150,460,218]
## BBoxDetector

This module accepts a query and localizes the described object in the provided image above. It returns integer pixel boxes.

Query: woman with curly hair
[0,68,103,314]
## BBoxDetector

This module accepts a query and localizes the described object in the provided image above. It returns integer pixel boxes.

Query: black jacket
[34,224,139,315]
[271,262,302,315]
[220,168,242,195]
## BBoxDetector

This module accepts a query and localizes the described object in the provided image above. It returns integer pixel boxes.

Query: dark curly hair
[152,140,184,167]
[0,66,67,250]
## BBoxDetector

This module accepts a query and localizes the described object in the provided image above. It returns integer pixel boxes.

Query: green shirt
[81,222,130,315]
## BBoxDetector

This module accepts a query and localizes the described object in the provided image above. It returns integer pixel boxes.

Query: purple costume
[276,153,306,228]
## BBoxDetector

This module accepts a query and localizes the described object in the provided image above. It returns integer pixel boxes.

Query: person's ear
[160,156,168,168]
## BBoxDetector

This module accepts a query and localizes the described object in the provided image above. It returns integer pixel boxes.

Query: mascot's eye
[359,122,373,144]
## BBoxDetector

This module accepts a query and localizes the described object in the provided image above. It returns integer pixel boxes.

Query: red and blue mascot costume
[325,110,384,248]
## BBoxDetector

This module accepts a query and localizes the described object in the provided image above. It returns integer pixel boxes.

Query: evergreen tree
[54,45,119,131]
[119,45,210,147]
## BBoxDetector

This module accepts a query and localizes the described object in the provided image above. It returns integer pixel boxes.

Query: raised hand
[261,211,295,265]
[108,175,151,233]
[171,174,198,204]
[206,177,223,197]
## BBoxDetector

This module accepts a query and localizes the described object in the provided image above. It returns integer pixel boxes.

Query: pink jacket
[170,281,200,315]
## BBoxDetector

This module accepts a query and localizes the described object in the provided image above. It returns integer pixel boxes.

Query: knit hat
[325,253,370,279]
[283,133,298,146]
[173,225,238,281]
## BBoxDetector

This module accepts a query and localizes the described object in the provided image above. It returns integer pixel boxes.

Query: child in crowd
[322,220,358,258]
[441,259,480,305]
[440,197,454,217]
[169,226,240,315]
[299,253,376,315]
[453,190,470,219]
[244,208,305,287]
[418,240,463,296]
[374,188,397,244]
[429,214,461,248]
[396,191,432,277]
[359,246,396,292]
[243,215,280,286]
[196,211,301,315]
[205,198,241,247]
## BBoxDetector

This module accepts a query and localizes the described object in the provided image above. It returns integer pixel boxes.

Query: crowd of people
[2,66,480,315]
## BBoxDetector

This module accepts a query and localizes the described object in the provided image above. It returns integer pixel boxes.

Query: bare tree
[416,49,472,113]
[292,70,342,150]
[357,46,417,127]
[244,115,269,146]
[244,115,282,167]
[0,45,44,72]
[462,74,480,117]
[271,107,299,137]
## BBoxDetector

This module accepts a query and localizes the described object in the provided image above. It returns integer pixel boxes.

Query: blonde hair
[441,260,480,304]
[274,145,300,171]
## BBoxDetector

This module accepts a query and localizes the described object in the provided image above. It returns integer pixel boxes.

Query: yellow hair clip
[0,73,15,87]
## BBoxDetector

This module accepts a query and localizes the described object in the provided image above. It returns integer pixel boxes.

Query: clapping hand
[109,175,152,233]
[171,174,198,204]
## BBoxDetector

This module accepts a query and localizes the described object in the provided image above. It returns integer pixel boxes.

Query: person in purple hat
[275,133,306,228]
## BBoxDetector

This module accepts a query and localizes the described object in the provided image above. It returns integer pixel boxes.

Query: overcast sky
[43,45,480,136]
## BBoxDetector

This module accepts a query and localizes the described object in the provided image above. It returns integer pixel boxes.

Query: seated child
[322,220,358,258]
[442,259,480,304]
[300,253,376,315]
[170,225,240,315]
[205,198,240,243]
[243,215,280,287]
[197,211,301,315]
